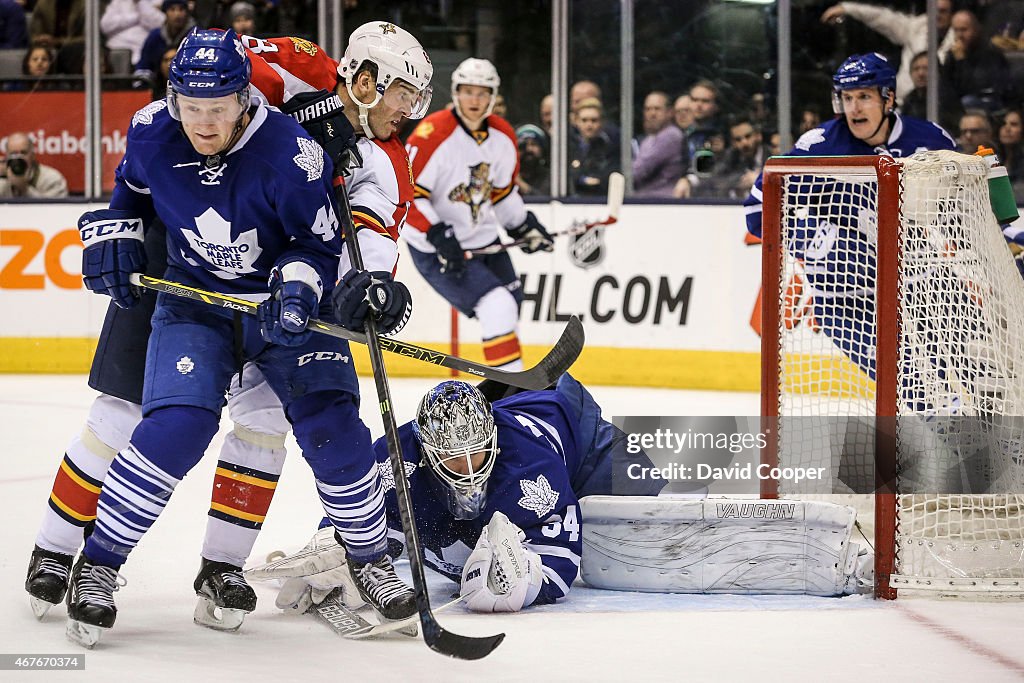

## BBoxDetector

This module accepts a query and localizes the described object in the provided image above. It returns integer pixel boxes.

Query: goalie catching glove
[245,527,364,614]
[460,511,544,612]
[279,89,361,176]
[506,211,554,254]
[78,209,147,309]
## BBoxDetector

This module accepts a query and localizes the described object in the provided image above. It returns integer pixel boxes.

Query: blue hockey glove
[506,211,554,254]
[426,222,465,275]
[78,209,146,309]
[332,269,412,335]
[258,262,322,346]
[279,89,361,176]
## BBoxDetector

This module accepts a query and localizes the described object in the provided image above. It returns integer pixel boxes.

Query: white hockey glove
[460,511,544,613]
[244,527,365,614]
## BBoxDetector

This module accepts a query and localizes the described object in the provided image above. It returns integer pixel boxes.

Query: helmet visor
[381,80,433,120]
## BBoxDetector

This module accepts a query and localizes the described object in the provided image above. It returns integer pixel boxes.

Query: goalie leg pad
[580,496,872,596]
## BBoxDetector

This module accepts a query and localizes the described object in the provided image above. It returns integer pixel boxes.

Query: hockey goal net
[760,151,1024,599]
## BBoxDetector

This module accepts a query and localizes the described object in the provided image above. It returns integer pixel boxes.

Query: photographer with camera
[0,132,68,198]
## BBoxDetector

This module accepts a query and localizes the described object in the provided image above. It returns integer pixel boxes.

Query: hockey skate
[193,558,257,632]
[346,554,417,622]
[25,546,72,619]
[65,555,123,649]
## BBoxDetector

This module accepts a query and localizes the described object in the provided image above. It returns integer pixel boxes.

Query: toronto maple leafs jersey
[110,101,340,295]
[241,33,415,275]
[744,113,955,238]
[376,389,586,606]
[404,109,527,252]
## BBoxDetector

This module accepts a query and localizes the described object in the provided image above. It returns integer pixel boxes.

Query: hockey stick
[128,274,583,391]
[466,171,624,258]
[335,178,504,660]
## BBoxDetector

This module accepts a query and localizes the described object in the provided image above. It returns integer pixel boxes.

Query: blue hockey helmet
[414,381,499,520]
[167,28,251,118]
[831,53,897,113]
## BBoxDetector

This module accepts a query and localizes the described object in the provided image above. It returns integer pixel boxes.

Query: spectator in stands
[134,0,194,83]
[539,93,553,134]
[685,79,725,170]
[28,0,84,50]
[768,131,782,156]
[633,90,685,198]
[748,93,770,130]
[958,109,995,153]
[700,116,769,200]
[798,108,822,135]
[673,94,694,131]
[942,9,1012,112]
[0,0,28,49]
[996,108,1024,200]
[570,78,619,150]
[493,93,507,119]
[569,97,618,196]
[516,124,550,196]
[821,0,954,100]
[900,51,962,135]
[150,45,175,101]
[101,0,165,65]
[230,2,256,36]
[23,44,53,77]
[0,132,68,198]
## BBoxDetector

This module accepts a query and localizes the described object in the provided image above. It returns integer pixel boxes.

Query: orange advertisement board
[0,90,151,194]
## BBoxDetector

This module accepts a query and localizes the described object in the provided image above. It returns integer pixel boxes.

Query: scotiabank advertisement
[0,91,151,194]
[0,201,764,388]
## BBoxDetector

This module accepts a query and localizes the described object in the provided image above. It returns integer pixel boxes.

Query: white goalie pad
[580,496,873,596]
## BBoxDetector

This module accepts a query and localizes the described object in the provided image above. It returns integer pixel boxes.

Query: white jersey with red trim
[241,34,413,274]
[404,109,526,252]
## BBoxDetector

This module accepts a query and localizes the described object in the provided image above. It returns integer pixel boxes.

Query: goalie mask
[415,381,499,520]
[451,58,500,121]
[338,21,434,138]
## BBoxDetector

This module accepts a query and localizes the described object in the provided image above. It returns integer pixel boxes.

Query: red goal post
[758,152,1024,600]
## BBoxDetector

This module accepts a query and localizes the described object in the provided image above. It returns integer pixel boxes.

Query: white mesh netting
[772,150,1024,594]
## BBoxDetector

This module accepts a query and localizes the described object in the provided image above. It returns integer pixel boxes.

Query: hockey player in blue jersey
[252,375,663,614]
[64,29,416,648]
[743,53,958,388]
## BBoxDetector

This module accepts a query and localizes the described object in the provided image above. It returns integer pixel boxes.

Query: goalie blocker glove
[332,269,412,335]
[506,211,554,254]
[257,260,323,347]
[79,209,147,309]
[280,89,361,176]
[426,221,466,275]
[460,511,544,612]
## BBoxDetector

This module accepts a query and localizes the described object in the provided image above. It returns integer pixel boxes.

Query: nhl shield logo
[568,226,605,269]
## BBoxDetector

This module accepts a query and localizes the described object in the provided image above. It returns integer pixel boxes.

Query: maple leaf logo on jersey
[293,137,324,182]
[376,460,417,493]
[794,127,826,152]
[132,100,167,127]
[518,475,559,518]
[379,22,397,35]
[448,162,493,223]
[288,37,317,56]
[180,207,263,280]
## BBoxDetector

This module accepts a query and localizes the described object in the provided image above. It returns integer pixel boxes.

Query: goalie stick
[128,273,583,391]
[466,171,624,258]
[335,177,504,660]
[311,592,464,640]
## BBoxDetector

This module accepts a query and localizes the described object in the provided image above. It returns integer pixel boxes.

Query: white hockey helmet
[451,57,500,120]
[337,21,434,137]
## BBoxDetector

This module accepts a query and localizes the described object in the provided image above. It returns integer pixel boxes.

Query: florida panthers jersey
[404,109,526,252]
[744,113,956,238]
[376,389,586,606]
[109,101,340,295]
[241,34,415,274]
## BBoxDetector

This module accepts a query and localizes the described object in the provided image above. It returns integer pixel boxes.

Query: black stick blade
[423,618,506,661]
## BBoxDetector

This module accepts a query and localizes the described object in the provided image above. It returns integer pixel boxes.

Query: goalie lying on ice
[247,374,664,612]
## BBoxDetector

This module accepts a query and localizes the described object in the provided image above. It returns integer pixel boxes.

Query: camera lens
[6,158,28,176]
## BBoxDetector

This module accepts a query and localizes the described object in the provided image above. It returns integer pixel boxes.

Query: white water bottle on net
[759,150,1024,599]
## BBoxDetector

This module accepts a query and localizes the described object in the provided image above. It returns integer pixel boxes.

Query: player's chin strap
[346,82,380,139]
